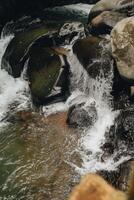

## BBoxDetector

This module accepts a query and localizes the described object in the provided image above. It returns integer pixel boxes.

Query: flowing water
[0,33,31,126]
[0,4,131,200]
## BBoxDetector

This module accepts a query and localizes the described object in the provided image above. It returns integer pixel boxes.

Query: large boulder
[2,22,87,105]
[90,11,126,34]
[111,17,134,86]
[88,0,134,22]
[2,25,51,77]
[26,36,70,105]
[88,0,134,34]
[73,36,113,79]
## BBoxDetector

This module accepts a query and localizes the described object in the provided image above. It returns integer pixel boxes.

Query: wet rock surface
[67,101,98,128]
[73,36,113,79]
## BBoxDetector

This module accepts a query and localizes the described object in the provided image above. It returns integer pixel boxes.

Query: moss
[30,57,61,98]
[2,24,56,77]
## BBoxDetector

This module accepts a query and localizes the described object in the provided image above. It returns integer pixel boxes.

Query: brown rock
[111,17,134,84]
[68,174,127,200]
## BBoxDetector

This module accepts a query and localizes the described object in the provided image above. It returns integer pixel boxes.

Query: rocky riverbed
[0,1,134,200]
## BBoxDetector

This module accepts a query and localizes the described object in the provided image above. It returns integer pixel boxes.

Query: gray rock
[67,102,98,128]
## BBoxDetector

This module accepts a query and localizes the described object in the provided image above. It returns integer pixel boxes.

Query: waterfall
[0,31,31,126]
[66,49,131,174]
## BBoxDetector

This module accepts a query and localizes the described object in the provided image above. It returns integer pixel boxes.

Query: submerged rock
[67,101,98,128]
[111,17,134,87]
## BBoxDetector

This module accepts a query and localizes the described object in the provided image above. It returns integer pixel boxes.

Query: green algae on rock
[2,25,51,77]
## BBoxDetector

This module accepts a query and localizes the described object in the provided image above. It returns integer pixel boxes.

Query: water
[0,33,31,126]
[66,49,131,174]
[0,7,130,198]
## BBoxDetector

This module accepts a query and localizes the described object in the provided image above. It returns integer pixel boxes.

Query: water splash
[66,49,125,174]
[0,31,31,125]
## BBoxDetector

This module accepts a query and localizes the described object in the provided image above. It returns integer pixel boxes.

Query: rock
[25,36,70,105]
[67,101,98,128]
[68,173,127,200]
[2,25,51,77]
[102,108,134,162]
[73,36,113,79]
[59,22,86,45]
[3,22,85,78]
[98,160,133,191]
[88,0,134,22]
[90,11,126,34]
[88,0,134,34]
[111,17,134,84]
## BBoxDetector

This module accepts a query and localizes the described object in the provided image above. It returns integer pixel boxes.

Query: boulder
[90,11,126,34]
[68,173,127,200]
[67,101,98,128]
[88,0,134,22]
[111,17,134,87]
[73,36,113,79]
[22,34,70,105]
[2,25,51,78]
[88,0,134,34]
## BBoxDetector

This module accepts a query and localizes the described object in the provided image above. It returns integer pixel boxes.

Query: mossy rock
[26,36,70,105]
[2,25,53,77]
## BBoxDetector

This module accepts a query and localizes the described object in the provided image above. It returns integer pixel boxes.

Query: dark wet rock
[73,36,113,79]
[2,25,51,77]
[3,22,85,78]
[114,108,134,151]
[67,102,98,128]
[102,108,134,162]
[2,22,87,105]
[23,35,71,105]
[98,160,133,191]
[90,11,126,34]
[112,66,131,110]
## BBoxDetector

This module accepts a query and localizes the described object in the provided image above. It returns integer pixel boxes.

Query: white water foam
[64,3,93,14]
[66,50,129,174]
[0,32,31,125]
